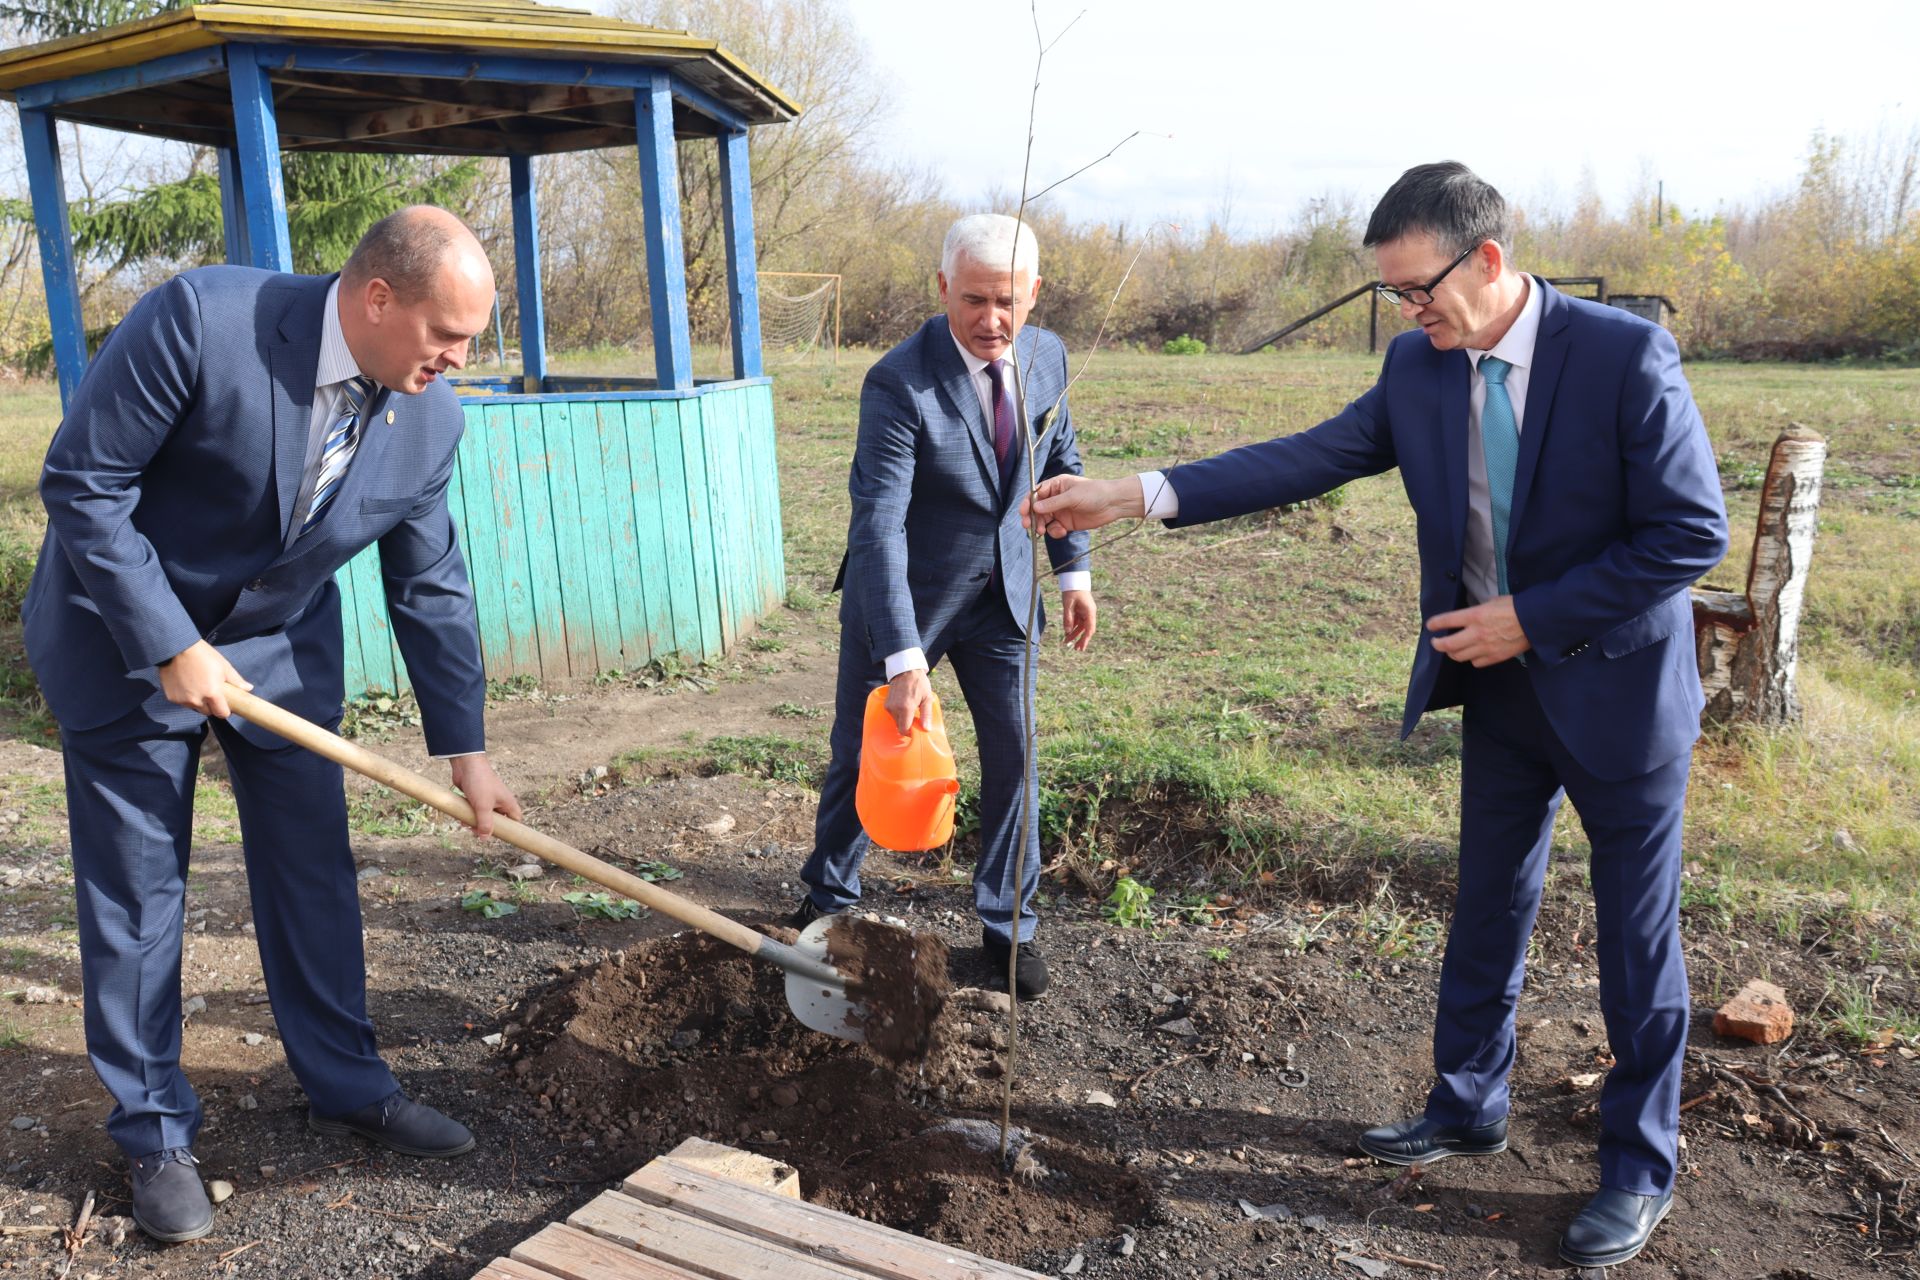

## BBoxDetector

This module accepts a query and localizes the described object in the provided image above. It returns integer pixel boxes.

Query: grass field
[3,350,1916,926]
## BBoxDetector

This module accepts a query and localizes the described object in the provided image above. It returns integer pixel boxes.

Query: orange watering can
[855,685,960,851]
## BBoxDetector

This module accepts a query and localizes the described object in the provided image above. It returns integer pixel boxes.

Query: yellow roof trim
[0,1,797,120]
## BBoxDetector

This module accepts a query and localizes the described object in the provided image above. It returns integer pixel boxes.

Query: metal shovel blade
[782,916,867,1044]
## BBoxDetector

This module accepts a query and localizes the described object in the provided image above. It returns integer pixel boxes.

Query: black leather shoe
[788,897,840,929]
[129,1147,214,1243]
[1559,1187,1673,1268]
[309,1091,475,1158]
[1357,1113,1508,1165]
[982,929,1049,1000]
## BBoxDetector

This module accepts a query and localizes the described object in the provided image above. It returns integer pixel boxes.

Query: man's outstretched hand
[1022,475,1146,538]
[159,640,252,718]
[1428,596,1532,667]
[450,754,522,839]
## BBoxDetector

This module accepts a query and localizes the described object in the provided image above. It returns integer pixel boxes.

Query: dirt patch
[498,928,1150,1259]
[825,914,951,1063]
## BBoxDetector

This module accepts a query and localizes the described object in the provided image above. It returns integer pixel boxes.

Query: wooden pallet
[475,1137,1046,1280]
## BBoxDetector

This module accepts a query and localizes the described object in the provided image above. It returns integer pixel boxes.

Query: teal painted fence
[336,379,785,697]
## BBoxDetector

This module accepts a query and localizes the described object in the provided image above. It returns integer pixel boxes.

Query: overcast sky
[834,0,1920,231]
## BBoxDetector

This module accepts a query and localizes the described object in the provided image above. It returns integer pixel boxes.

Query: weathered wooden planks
[331,383,784,697]
[569,1191,869,1280]
[474,1139,1046,1280]
[511,1223,707,1280]
[624,1157,1044,1280]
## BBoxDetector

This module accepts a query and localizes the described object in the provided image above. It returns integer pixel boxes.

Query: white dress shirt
[1138,276,1543,605]
[882,334,1092,680]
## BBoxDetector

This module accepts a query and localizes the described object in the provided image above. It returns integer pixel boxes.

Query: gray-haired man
[795,214,1096,999]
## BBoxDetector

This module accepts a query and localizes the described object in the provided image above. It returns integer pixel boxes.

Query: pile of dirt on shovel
[496,928,1151,1262]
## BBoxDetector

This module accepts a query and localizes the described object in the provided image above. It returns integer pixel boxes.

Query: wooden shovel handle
[222,684,771,958]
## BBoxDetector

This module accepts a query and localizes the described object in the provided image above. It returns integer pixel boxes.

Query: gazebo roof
[0,0,799,155]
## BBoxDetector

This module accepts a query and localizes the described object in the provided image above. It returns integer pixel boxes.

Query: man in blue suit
[24,206,522,1242]
[797,214,1095,1000]
[1026,163,1729,1267]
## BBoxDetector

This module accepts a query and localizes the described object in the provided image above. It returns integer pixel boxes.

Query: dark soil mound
[499,928,1152,1261]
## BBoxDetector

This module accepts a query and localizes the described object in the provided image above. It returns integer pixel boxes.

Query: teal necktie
[1478,355,1518,595]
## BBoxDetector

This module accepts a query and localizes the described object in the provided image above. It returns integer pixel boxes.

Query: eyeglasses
[1375,242,1481,307]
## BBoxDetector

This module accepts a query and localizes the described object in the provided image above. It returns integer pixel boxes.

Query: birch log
[1693,425,1827,727]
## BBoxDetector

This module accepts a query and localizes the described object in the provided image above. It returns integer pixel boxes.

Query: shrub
[1162,334,1207,356]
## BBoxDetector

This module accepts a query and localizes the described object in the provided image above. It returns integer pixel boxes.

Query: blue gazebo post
[216,146,253,266]
[636,70,692,391]
[717,126,763,379]
[18,108,86,405]
[226,44,291,271]
[508,154,547,395]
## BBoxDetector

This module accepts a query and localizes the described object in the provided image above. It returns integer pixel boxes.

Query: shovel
[221,685,869,1045]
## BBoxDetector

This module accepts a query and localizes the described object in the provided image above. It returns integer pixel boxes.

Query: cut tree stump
[1693,425,1827,727]
[472,1137,1046,1280]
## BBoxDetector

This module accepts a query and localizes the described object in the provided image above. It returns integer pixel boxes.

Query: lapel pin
[385,409,395,424]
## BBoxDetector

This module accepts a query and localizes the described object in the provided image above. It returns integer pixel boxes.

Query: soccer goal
[757,271,841,365]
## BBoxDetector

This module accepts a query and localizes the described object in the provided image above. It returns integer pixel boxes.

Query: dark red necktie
[983,358,1015,488]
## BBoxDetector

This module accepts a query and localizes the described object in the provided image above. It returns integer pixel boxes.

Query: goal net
[757,272,840,364]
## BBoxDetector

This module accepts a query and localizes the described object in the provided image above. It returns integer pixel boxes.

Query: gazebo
[1,0,796,695]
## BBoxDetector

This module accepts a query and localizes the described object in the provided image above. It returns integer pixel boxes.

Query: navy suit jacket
[24,267,486,755]
[839,316,1090,661]
[1166,280,1729,781]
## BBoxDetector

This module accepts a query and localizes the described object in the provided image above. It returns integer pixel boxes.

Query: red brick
[1714,979,1794,1045]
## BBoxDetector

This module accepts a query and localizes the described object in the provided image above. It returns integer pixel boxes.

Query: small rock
[9,1115,37,1131]
[512,1058,534,1077]
[209,1180,233,1204]
[1154,1017,1199,1039]
[355,866,384,882]
[19,987,60,1005]
[1237,1198,1292,1221]
[1084,1090,1118,1108]
[393,1229,423,1255]
[505,863,544,881]
[1117,1233,1136,1257]
[770,1084,800,1108]
[1060,1251,1085,1276]
[700,814,737,837]
[481,1032,503,1047]
[237,1094,258,1111]
[1336,1254,1390,1279]
[243,1033,265,1047]
[1560,1072,1602,1092]
[1714,978,1795,1045]
[669,1029,701,1050]
[258,1165,278,1180]
[182,995,207,1017]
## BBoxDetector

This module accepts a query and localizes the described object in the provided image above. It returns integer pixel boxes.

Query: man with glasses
[1024,162,1727,1268]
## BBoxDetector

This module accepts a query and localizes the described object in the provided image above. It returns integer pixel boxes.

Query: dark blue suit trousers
[1432,661,1690,1195]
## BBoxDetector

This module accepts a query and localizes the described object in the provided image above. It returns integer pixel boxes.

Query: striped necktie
[302,375,377,536]
[1478,355,1519,595]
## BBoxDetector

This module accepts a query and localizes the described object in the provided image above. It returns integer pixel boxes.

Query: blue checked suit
[1164,281,1729,1195]
[23,267,486,1157]
[803,317,1090,942]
